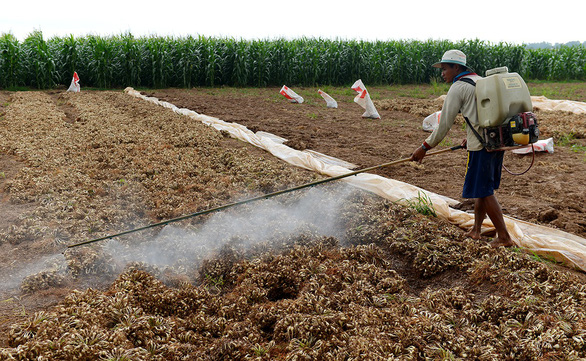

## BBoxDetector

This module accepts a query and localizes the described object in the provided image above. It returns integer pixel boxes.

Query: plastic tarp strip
[124,87,586,272]
[531,95,586,114]
[303,150,358,169]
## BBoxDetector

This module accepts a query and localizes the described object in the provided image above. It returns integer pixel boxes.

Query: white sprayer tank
[475,67,532,127]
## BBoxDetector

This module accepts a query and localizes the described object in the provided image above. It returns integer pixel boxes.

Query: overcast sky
[2,0,584,45]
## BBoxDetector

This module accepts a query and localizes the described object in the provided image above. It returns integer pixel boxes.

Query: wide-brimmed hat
[432,49,468,68]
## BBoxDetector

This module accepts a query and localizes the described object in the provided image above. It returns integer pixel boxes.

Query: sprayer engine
[483,111,539,151]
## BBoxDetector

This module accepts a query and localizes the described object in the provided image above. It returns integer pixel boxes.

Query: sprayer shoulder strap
[457,77,487,148]
[458,77,476,87]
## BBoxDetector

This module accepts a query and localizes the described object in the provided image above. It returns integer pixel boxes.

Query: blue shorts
[462,149,504,199]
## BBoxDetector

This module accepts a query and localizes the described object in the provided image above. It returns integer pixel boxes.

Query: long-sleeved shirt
[424,74,484,151]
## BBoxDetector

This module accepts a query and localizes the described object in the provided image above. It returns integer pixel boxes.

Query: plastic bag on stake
[351,79,380,119]
[422,111,441,132]
[318,89,338,108]
[280,85,304,103]
[67,72,80,92]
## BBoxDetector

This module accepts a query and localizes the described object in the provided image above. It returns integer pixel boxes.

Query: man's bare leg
[465,195,513,247]
[482,195,514,247]
[466,198,486,240]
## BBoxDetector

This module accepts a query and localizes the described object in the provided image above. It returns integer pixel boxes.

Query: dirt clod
[538,208,559,223]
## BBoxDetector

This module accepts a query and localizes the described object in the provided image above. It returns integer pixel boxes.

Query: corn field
[1,31,585,89]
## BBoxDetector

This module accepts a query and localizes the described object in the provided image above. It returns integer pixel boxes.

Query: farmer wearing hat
[410,49,513,248]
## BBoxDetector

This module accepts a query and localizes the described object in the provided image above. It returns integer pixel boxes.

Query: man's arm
[411,144,428,162]
[410,86,463,162]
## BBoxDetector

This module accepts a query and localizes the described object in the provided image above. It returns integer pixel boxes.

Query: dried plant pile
[535,111,586,140]
[0,91,319,247]
[376,97,444,118]
[2,197,586,359]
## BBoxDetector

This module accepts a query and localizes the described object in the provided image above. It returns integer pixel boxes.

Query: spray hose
[503,144,535,176]
[66,145,463,249]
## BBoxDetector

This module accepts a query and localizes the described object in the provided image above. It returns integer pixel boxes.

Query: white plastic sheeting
[124,87,586,272]
[531,96,586,114]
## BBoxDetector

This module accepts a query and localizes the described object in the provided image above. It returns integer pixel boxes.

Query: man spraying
[410,50,513,248]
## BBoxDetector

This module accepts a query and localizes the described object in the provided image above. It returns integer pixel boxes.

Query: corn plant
[267,38,294,85]
[229,40,248,86]
[202,37,220,87]
[21,30,55,89]
[523,48,551,80]
[47,35,78,86]
[85,35,115,88]
[117,33,142,87]
[0,33,22,88]
[319,40,344,85]
[550,45,586,80]
[143,36,172,88]
[175,36,202,88]
[250,39,271,87]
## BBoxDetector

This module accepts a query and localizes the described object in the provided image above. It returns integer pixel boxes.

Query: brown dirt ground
[148,85,586,239]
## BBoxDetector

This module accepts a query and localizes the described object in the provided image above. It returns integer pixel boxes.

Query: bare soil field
[0,85,585,359]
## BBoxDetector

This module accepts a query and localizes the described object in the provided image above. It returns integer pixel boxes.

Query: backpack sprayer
[461,67,539,174]
[66,145,463,250]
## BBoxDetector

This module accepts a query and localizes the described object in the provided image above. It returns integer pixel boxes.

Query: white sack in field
[512,137,554,154]
[351,79,380,119]
[67,72,80,92]
[422,110,441,132]
[280,85,304,103]
[124,87,586,272]
[318,89,338,108]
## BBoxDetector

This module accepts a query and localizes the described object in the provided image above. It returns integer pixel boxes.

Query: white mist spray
[1,253,67,292]
[103,183,360,274]
[1,183,365,292]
